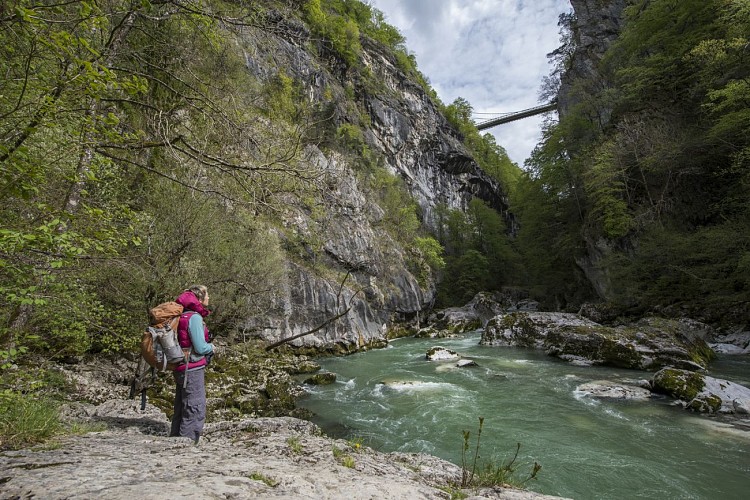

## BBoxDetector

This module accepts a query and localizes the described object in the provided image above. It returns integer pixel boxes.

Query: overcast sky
[367,0,571,166]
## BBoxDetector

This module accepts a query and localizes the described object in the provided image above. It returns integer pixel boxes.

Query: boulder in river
[481,312,714,371]
[423,291,539,338]
[426,346,459,361]
[708,329,750,355]
[651,367,750,413]
[575,380,652,400]
[304,372,337,385]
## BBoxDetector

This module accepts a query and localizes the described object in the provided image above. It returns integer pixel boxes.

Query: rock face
[234,11,513,353]
[557,0,628,299]
[481,312,714,371]
[359,39,512,226]
[651,368,750,414]
[558,0,628,121]
[0,400,566,500]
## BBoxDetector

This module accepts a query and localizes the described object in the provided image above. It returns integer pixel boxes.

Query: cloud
[368,0,570,166]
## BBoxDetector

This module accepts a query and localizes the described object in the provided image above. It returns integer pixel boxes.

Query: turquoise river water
[298,332,750,499]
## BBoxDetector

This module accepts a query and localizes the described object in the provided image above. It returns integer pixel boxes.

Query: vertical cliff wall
[558,0,626,124]
[234,8,509,351]
[558,0,628,299]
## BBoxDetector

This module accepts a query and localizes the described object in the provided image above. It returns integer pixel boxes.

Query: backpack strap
[182,346,192,390]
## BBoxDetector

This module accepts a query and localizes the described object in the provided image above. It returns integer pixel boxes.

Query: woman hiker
[170,285,214,443]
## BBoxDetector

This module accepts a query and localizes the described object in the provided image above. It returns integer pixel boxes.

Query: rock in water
[426,346,459,361]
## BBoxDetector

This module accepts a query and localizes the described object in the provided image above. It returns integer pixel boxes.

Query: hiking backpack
[131,301,187,410]
[142,301,188,371]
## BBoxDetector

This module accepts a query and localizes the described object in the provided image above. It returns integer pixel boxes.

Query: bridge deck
[475,102,557,130]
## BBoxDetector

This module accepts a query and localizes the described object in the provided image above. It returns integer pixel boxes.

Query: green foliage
[264,71,304,121]
[584,141,632,238]
[371,169,420,240]
[439,250,491,307]
[302,0,432,93]
[304,0,362,67]
[413,237,446,271]
[458,417,541,489]
[287,436,304,453]
[605,220,750,313]
[519,0,750,311]
[612,0,719,110]
[0,0,322,364]
[0,391,61,450]
[435,199,522,307]
[249,471,280,487]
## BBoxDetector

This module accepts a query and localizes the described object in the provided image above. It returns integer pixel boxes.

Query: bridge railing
[474,101,557,130]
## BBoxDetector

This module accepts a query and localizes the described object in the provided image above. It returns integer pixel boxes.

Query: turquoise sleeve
[188,313,213,355]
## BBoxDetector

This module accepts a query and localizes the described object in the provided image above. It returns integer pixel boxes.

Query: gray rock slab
[0,401,567,500]
[574,380,652,400]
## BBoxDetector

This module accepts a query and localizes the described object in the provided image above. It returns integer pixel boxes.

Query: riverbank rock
[54,341,321,424]
[0,400,567,500]
[709,328,750,355]
[481,313,713,371]
[422,292,540,339]
[651,368,750,413]
[426,346,460,361]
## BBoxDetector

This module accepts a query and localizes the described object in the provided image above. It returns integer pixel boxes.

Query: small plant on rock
[459,417,541,489]
[347,436,364,453]
[0,391,61,450]
[287,436,303,454]
[250,472,279,487]
[332,444,356,468]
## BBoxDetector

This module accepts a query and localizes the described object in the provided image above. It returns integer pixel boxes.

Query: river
[298,332,750,499]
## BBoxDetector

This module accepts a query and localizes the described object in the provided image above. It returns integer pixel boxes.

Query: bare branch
[265,271,365,351]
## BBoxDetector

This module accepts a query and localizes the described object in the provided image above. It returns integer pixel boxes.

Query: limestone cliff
[236,8,509,351]
[558,0,627,123]
[557,0,628,300]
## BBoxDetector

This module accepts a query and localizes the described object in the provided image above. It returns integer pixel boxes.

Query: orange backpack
[141,301,187,371]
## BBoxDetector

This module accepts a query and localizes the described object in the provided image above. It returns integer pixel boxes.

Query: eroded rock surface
[574,380,652,400]
[0,400,566,500]
[481,313,714,371]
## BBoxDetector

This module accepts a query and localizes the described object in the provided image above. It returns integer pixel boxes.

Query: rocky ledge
[0,400,566,500]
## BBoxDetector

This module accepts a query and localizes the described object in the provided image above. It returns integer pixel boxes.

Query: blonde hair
[187,285,208,301]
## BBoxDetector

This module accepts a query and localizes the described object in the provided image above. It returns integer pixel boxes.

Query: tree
[0,0,323,360]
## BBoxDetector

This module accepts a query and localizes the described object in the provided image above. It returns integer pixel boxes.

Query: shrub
[0,391,61,450]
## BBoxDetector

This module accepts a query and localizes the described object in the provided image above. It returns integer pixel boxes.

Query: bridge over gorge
[473,101,557,130]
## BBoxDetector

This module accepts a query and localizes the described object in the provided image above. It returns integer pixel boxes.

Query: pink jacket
[173,291,212,372]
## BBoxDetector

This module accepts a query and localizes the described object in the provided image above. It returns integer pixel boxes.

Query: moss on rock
[687,394,722,413]
[652,368,705,401]
[304,372,337,385]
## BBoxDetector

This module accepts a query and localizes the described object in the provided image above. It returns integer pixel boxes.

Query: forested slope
[0,0,522,365]
[518,0,750,323]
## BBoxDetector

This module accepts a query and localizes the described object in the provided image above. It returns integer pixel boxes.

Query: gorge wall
[557,0,628,300]
[236,9,510,351]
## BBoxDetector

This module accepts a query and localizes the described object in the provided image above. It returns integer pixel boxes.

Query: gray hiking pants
[170,367,206,442]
